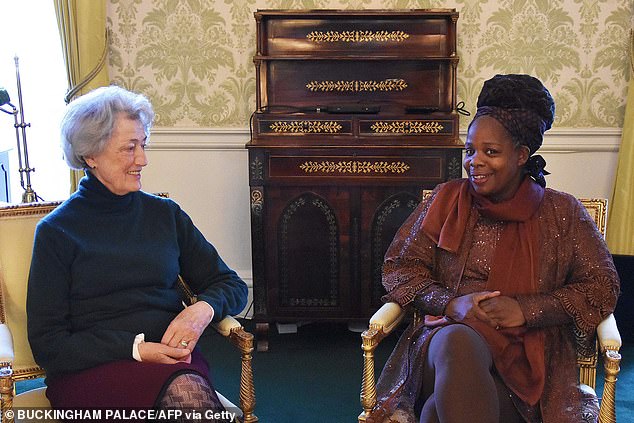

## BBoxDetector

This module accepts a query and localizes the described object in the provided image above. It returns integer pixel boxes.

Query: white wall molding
[149,126,622,153]
[149,127,250,150]
[538,128,621,153]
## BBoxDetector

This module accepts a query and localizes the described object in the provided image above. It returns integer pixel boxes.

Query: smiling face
[84,114,148,195]
[463,116,529,203]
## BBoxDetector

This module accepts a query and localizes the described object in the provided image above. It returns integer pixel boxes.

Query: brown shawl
[422,177,545,405]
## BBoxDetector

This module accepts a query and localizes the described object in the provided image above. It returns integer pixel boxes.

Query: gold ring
[180,340,189,347]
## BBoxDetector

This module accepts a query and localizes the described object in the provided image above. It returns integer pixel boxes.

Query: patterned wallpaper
[107,0,632,129]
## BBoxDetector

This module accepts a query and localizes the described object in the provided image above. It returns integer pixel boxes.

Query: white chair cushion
[216,391,243,419]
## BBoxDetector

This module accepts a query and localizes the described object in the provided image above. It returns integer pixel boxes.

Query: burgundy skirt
[45,349,210,409]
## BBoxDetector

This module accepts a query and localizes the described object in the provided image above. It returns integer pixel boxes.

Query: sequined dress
[370,182,620,423]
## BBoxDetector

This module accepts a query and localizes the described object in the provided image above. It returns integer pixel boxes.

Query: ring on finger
[180,340,189,347]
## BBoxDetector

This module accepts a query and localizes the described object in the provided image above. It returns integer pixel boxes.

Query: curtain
[54,0,110,192]
[607,30,634,255]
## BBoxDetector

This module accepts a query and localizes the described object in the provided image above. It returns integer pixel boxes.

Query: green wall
[107,0,632,129]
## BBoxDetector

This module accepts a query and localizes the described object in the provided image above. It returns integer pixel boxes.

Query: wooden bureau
[247,9,462,350]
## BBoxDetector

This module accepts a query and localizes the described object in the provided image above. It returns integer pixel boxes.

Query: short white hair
[60,85,154,169]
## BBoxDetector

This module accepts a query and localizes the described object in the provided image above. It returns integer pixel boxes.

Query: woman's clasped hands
[138,301,215,364]
[427,290,527,330]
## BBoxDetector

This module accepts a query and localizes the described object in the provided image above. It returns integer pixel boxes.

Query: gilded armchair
[359,197,622,423]
[0,201,257,423]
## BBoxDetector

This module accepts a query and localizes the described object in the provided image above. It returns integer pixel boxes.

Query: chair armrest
[369,302,405,336]
[210,317,258,423]
[0,324,14,363]
[0,323,15,416]
[360,303,406,420]
[595,314,621,423]
[597,313,621,352]
[211,315,242,338]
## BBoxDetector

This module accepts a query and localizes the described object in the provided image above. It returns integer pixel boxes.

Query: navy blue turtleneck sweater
[27,172,248,379]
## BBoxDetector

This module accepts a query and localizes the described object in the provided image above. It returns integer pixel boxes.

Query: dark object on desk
[405,106,438,114]
[327,104,381,114]
[298,105,381,114]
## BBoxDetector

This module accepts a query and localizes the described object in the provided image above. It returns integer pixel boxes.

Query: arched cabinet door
[368,191,421,309]
[277,191,341,310]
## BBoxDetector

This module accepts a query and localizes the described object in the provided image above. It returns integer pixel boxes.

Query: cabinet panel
[365,189,421,312]
[260,13,457,56]
[268,153,444,182]
[253,184,428,322]
[253,115,459,145]
[260,186,353,319]
[265,60,453,110]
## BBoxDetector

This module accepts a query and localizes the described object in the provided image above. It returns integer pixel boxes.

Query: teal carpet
[205,321,634,422]
[17,321,633,422]
[202,322,399,423]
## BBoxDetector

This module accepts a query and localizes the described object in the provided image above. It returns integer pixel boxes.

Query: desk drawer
[267,153,448,183]
[251,114,459,145]
[256,117,353,136]
[262,59,454,110]
[257,10,457,57]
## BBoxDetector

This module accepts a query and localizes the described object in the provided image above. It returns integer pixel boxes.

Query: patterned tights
[159,373,230,422]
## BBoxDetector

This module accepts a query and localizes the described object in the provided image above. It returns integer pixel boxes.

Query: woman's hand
[161,301,215,352]
[478,296,526,329]
[445,291,501,325]
[138,341,192,364]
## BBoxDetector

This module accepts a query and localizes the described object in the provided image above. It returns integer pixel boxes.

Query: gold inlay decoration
[299,160,410,174]
[251,189,263,207]
[305,79,407,92]
[306,30,410,43]
[371,121,445,134]
[269,121,343,133]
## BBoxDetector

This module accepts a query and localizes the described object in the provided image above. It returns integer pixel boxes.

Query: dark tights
[159,373,229,422]
[419,325,524,423]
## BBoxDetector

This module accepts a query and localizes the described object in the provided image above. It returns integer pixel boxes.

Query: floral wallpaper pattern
[107,0,632,128]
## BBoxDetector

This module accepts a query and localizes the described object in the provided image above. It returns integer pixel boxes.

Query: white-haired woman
[27,85,247,420]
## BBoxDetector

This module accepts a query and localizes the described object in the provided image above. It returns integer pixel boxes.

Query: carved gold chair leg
[229,327,258,423]
[359,324,383,423]
[359,303,407,422]
[598,349,621,423]
[0,366,14,423]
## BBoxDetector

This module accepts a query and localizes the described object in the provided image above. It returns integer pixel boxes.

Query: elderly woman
[27,85,247,418]
[370,74,619,423]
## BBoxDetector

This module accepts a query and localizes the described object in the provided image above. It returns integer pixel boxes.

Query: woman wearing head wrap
[368,75,619,423]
